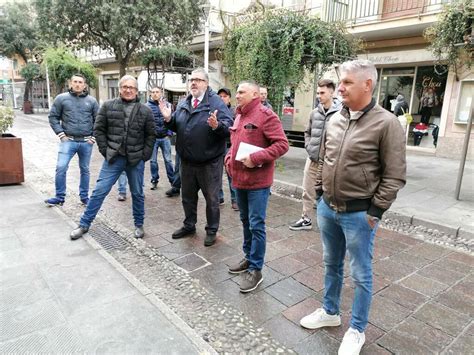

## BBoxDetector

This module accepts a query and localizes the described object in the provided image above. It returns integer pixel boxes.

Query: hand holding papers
[236,142,264,168]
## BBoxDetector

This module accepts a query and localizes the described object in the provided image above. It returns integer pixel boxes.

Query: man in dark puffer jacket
[70,75,156,240]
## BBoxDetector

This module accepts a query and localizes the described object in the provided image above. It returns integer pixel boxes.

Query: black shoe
[118,194,126,202]
[204,233,216,247]
[150,181,158,190]
[172,226,196,239]
[228,258,249,274]
[134,226,145,238]
[240,270,263,293]
[219,198,225,206]
[166,187,180,197]
[70,226,89,240]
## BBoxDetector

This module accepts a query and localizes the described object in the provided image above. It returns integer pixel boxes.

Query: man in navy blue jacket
[45,74,99,207]
[160,68,233,246]
[147,87,174,190]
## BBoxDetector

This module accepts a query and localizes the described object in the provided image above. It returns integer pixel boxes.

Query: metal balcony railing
[323,0,452,25]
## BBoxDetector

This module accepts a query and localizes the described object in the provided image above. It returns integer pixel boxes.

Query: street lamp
[201,3,211,73]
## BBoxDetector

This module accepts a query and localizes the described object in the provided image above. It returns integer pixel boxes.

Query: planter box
[0,134,24,185]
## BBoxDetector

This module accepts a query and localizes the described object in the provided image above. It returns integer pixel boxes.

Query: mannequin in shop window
[420,87,438,124]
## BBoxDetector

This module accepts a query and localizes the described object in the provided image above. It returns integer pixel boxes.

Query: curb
[25,182,218,355]
[272,179,474,242]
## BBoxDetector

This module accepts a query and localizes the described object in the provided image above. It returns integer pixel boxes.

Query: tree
[42,47,97,96]
[140,45,195,88]
[424,0,473,80]
[222,9,359,114]
[35,0,206,78]
[0,2,40,112]
[19,63,42,102]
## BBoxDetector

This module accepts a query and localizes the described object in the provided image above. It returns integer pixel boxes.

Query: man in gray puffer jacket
[289,79,340,231]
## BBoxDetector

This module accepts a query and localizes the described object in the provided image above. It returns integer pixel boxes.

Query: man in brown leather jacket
[300,60,406,355]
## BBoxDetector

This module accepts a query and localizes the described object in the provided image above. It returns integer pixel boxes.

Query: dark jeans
[420,106,432,124]
[181,158,222,234]
[235,187,271,271]
[172,153,181,189]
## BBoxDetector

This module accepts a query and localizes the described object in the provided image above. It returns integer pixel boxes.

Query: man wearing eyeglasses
[70,75,156,240]
[160,68,233,247]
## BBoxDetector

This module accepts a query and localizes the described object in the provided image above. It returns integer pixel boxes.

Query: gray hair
[191,68,209,82]
[340,60,378,89]
[239,80,260,92]
[119,75,138,88]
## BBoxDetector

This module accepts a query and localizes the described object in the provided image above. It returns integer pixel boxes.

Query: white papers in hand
[235,142,264,161]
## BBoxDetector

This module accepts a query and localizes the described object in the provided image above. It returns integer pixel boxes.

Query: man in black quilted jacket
[70,75,156,240]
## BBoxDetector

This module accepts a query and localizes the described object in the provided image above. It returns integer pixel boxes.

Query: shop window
[454,80,474,124]
[107,79,118,99]
[378,67,415,113]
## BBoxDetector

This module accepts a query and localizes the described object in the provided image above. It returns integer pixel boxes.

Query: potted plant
[0,106,24,184]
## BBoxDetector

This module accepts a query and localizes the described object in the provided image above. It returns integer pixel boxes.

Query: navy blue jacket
[48,90,99,137]
[165,88,232,164]
[147,99,170,138]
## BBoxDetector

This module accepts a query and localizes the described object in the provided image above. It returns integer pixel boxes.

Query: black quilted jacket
[94,97,156,166]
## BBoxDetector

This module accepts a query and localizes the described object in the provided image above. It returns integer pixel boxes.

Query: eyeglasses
[188,78,206,83]
[121,85,137,91]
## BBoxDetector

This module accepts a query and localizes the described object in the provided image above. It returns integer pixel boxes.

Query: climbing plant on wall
[424,0,473,80]
[222,9,359,114]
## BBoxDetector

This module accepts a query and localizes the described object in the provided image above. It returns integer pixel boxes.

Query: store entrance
[378,68,414,114]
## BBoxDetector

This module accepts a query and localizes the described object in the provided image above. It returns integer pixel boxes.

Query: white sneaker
[300,308,341,329]
[338,327,365,355]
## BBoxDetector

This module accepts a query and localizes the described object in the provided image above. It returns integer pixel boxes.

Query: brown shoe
[240,270,263,293]
[228,258,249,274]
[231,201,239,211]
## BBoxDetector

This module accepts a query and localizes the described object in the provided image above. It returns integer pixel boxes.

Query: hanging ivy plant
[424,0,473,80]
[222,9,359,113]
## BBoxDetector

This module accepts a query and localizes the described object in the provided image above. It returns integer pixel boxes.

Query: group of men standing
[44,60,406,355]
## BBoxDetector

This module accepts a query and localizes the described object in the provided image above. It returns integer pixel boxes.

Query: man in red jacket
[225,81,289,292]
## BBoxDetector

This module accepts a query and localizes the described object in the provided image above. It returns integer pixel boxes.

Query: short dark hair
[317,79,335,91]
[71,73,86,82]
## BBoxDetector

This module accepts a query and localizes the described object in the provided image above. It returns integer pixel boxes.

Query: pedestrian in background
[217,87,238,211]
[160,68,233,247]
[289,79,340,231]
[300,60,406,355]
[45,74,99,207]
[70,75,155,240]
[259,86,273,110]
[147,87,175,191]
[226,81,289,292]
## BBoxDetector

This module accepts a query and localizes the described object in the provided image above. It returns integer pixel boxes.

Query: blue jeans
[55,140,93,201]
[171,152,181,189]
[317,198,379,333]
[235,187,271,271]
[80,156,145,228]
[150,137,174,184]
[117,171,127,195]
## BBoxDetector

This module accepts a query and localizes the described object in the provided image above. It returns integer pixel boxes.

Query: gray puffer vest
[304,99,341,161]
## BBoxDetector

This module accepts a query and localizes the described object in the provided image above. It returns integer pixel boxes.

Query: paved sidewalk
[0,184,214,354]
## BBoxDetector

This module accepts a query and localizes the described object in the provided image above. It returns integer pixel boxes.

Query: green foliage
[0,2,39,63]
[424,0,473,78]
[42,47,97,91]
[35,0,205,76]
[0,106,15,135]
[140,46,194,72]
[223,10,358,113]
[19,63,42,83]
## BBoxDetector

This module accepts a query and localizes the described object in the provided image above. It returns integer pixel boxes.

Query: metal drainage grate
[88,223,129,251]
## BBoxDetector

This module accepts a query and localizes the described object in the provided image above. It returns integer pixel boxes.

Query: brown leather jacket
[316,99,406,218]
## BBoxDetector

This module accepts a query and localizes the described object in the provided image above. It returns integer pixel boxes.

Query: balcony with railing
[323,0,451,25]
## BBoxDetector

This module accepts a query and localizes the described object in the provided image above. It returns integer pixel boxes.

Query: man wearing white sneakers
[300,60,406,355]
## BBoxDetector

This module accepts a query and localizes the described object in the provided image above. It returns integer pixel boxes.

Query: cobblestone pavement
[11,112,474,354]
